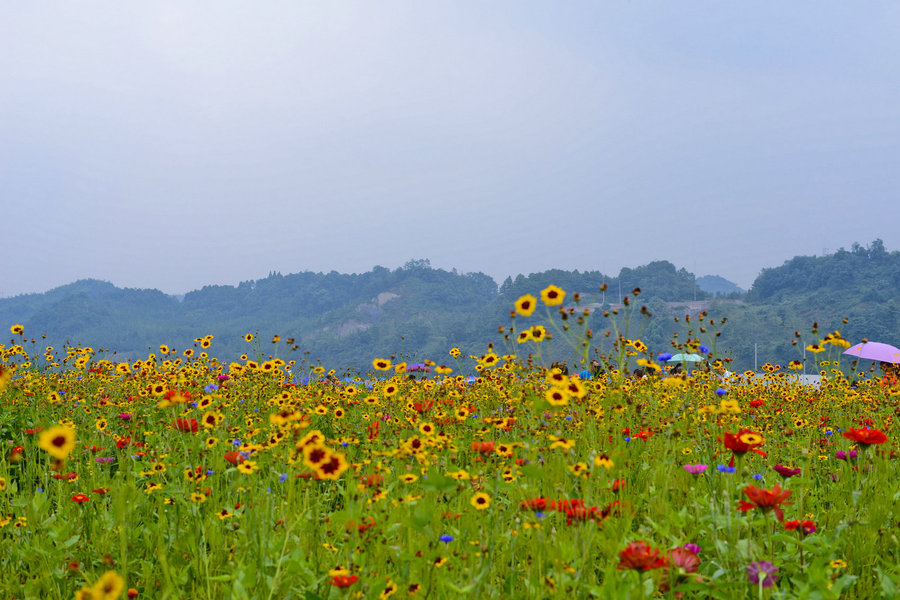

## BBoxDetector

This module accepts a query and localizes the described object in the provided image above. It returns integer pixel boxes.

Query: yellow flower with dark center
[191,492,207,503]
[544,388,570,406]
[244,333,254,342]
[379,580,397,600]
[10,325,24,335]
[90,571,125,600]
[514,295,538,317]
[449,348,461,358]
[540,285,565,306]
[517,330,532,343]
[302,444,331,470]
[529,326,547,342]
[316,452,349,480]
[470,492,491,510]
[38,425,76,460]
[95,418,107,431]
[383,384,398,397]
[594,454,614,469]
[738,432,765,446]
[237,461,259,474]
[401,474,418,483]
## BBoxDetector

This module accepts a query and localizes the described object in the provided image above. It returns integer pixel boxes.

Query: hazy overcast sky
[3,2,899,298]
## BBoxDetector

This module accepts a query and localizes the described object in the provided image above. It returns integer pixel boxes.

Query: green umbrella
[666,353,705,363]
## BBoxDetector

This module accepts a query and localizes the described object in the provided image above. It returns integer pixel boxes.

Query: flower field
[1,288,899,599]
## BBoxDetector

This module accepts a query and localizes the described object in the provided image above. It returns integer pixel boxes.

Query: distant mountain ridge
[696,275,744,296]
[2,242,897,372]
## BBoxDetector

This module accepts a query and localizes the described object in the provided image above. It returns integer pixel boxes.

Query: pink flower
[772,464,801,478]
[683,464,708,474]
[118,413,133,421]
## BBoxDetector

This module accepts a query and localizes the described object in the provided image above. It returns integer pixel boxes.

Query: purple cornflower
[95,457,115,463]
[118,413,133,421]
[683,464,708,474]
[683,543,701,555]
[747,561,778,588]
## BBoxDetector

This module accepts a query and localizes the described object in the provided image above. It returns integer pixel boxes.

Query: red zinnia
[737,484,793,522]
[174,418,199,433]
[617,541,668,571]
[785,519,817,534]
[842,427,888,446]
[329,575,359,588]
[71,493,90,503]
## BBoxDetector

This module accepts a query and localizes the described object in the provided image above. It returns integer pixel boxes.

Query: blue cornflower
[439,535,454,543]
[204,383,219,393]
[232,439,242,446]
[624,436,631,442]
[207,469,215,475]
[752,473,763,480]
[279,473,288,483]
[658,353,673,362]
[535,512,546,519]
[715,388,727,395]
[717,464,736,474]
[699,345,710,354]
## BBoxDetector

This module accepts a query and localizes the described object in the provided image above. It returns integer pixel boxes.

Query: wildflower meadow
[1,286,898,599]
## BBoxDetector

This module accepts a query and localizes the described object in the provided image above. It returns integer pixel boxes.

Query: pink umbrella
[843,342,900,364]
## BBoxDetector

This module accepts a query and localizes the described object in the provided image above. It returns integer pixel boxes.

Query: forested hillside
[2,242,897,373]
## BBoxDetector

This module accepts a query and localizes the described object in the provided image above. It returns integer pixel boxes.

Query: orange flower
[737,484,793,522]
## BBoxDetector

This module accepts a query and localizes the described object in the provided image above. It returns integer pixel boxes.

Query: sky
[3,2,900,298]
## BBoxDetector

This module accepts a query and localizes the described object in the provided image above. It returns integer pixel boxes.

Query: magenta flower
[836,450,859,461]
[772,464,801,478]
[118,413,133,421]
[747,560,778,588]
[683,464,708,474]
[682,543,701,555]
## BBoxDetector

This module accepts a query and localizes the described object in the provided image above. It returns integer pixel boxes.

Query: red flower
[785,519,817,534]
[617,541,668,571]
[737,484,793,522]
[843,427,888,446]
[174,418,199,433]
[53,472,78,480]
[520,497,548,511]
[71,493,90,503]
[329,575,359,588]
[470,441,495,454]
[722,429,765,455]
[667,547,701,573]
[93,488,110,495]
[224,451,245,465]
